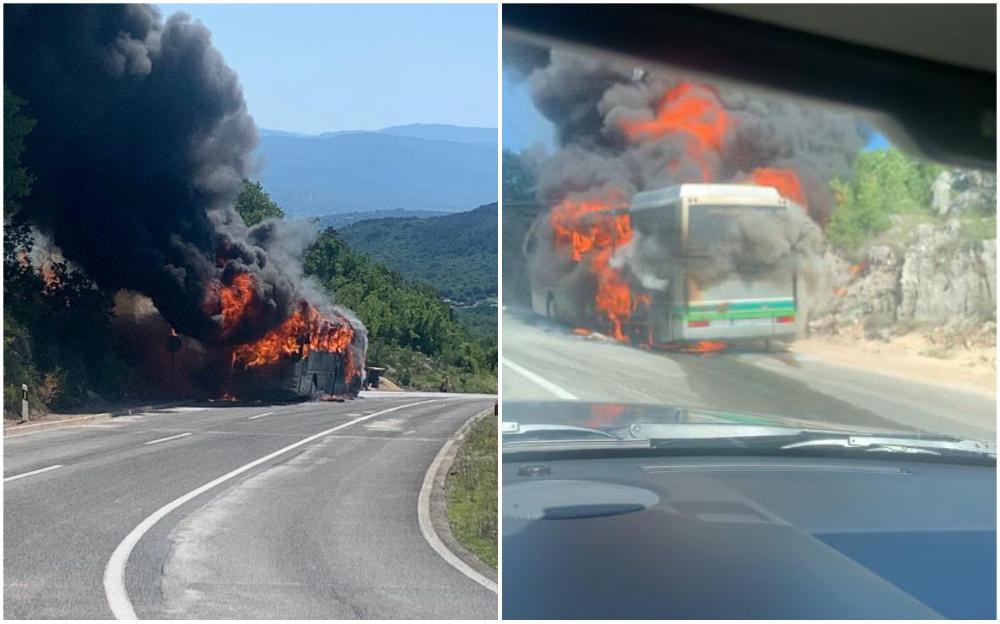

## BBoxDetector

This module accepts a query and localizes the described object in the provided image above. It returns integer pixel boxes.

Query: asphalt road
[502,308,996,441]
[4,392,496,619]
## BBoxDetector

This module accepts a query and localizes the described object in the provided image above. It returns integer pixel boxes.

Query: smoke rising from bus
[510,46,860,340]
[5,4,366,395]
[516,48,866,222]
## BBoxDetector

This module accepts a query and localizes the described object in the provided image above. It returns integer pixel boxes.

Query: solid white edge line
[142,432,192,446]
[501,357,579,400]
[417,418,498,594]
[103,398,440,620]
[3,464,64,482]
[247,411,274,421]
[3,414,108,437]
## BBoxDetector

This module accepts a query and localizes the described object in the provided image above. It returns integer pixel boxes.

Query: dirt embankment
[794,323,996,397]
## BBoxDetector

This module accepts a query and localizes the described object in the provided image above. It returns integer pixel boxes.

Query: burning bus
[230,347,363,401]
[228,301,366,401]
[527,183,807,350]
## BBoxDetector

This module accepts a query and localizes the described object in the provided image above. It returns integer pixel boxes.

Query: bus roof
[630,184,783,210]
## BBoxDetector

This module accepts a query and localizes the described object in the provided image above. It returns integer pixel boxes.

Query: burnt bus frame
[532,190,800,344]
[231,349,352,401]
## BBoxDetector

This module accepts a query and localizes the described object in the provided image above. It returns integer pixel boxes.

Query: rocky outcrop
[811,222,996,336]
[897,222,995,323]
[932,169,996,217]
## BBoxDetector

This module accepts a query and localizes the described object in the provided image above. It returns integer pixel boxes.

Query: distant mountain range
[254,124,497,218]
[312,208,448,230]
[337,202,498,305]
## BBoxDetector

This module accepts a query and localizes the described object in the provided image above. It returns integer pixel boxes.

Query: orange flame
[682,340,728,354]
[833,262,866,297]
[39,264,61,290]
[549,194,629,261]
[620,83,729,181]
[232,302,355,376]
[549,192,640,341]
[586,403,625,428]
[572,327,591,336]
[749,167,807,206]
[218,273,256,337]
[555,83,815,349]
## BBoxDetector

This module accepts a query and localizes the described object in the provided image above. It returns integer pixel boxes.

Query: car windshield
[502,39,997,450]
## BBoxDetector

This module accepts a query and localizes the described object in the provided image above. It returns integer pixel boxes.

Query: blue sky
[502,69,554,152]
[158,4,497,134]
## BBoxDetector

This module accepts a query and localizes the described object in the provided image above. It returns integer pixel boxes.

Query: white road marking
[143,432,192,446]
[161,406,208,413]
[360,390,496,400]
[365,417,406,432]
[4,464,64,482]
[417,415,498,594]
[104,399,441,620]
[502,357,579,400]
[247,411,274,421]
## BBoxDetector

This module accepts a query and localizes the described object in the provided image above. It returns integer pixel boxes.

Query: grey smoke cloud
[4,4,365,357]
[513,46,860,326]
[513,47,866,223]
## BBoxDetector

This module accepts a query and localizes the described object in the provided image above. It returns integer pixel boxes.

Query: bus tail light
[776,315,795,324]
[687,319,710,328]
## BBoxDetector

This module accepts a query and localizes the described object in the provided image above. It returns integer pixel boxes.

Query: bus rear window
[691,275,794,303]
[687,204,782,251]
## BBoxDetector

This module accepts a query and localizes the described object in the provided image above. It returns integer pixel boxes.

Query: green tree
[4,86,36,216]
[502,149,536,203]
[3,88,126,416]
[234,179,284,226]
[4,219,123,414]
[827,148,943,249]
[303,229,496,392]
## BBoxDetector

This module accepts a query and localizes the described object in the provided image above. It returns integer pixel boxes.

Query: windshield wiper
[501,423,655,453]
[782,435,996,458]
[622,423,996,459]
[502,422,622,441]
[501,421,995,461]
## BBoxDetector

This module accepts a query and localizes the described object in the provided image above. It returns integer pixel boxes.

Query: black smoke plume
[509,46,865,328]
[519,48,868,224]
[4,4,310,345]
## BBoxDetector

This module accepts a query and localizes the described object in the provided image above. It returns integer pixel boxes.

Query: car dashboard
[502,454,996,619]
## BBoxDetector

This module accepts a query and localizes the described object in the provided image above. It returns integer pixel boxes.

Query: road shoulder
[4,413,112,437]
[792,335,996,398]
[4,400,196,438]
[424,408,498,587]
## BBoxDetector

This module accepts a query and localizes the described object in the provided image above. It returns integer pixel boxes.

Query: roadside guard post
[21,383,29,422]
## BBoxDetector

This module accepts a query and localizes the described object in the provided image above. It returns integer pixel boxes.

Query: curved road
[503,308,995,440]
[4,393,496,619]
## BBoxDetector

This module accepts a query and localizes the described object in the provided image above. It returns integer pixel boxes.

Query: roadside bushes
[445,413,498,568]
[827,148,942,250]
[304,229,497,393]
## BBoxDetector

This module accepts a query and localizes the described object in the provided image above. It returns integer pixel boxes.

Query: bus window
[687,204,782,254]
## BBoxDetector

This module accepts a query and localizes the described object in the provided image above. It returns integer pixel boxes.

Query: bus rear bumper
[675,320,797,341]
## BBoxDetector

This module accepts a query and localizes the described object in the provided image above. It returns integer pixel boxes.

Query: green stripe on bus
[678,299,795,321]
[686,299,795,312]
[682,308,796,321]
